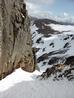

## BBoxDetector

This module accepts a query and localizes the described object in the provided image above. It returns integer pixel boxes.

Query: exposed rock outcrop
[0,0,35,79]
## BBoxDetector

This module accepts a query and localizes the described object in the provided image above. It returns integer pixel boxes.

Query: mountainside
[31,18,74,80]
[0,17,74,98]
[0,0,35,80]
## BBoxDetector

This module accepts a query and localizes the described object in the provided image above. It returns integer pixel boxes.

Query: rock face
[0,0,35,79]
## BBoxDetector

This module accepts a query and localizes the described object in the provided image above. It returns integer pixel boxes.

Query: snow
[31,22,74,61]
[49,24,74,32]
[30,24,38,33]
[33,31,74,59]
[0,68,41,92]
[0,68,74,98]
[67,40,74,56]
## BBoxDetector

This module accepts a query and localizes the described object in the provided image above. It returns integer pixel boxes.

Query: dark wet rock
[39,64,65,79]
[36,37,42,43]
[33,32,36,34]
[37,53,48,63]
[64,36,69,40]
[65,56,74,66]
[48,57,65,65]
[69,34,73,37]
[39,63,74,81]
[63,42,70,48]
[42,48,45,52]
[63,69,72,77]
[63,67,74,81]
[40,67,55,79]
[36,26,56,36]
[49,42,54,47]
[43,34,51,38]
[48,49,68,56]
[43,62,47,65]
[71,36,74,40]
[48,57,59,65]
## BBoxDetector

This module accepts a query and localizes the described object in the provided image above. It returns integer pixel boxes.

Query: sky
[25,0,74,18]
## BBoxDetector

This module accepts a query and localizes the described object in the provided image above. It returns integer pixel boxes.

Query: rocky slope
[31,18,74,81]
[0,0,35,80]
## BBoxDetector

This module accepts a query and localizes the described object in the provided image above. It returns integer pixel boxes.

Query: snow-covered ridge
[30,13,74,25]
[31,18,74,80]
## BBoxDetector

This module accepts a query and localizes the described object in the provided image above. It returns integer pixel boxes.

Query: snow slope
[31,19,74,70]
[0,68,74,98]
[0,68,41,92]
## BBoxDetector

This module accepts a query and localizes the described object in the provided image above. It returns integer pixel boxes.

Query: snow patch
[0,68,41,92]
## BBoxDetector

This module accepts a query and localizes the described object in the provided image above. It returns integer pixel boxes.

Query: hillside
[31,18,74,80]
[0,18,74,98]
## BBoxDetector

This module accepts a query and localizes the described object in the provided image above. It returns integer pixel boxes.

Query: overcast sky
[25,0,74,18]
